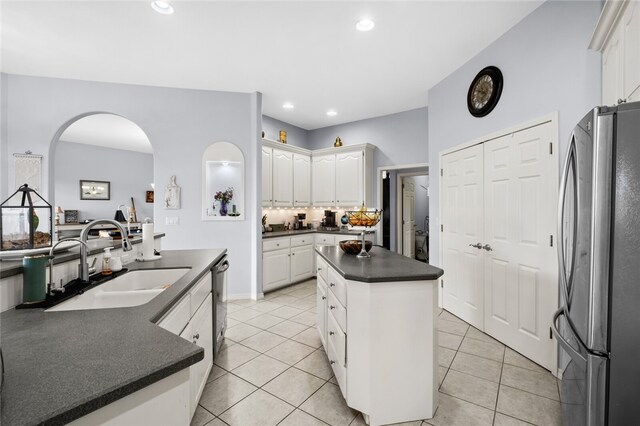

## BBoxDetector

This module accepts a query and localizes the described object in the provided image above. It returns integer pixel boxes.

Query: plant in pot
[214,187,233,217]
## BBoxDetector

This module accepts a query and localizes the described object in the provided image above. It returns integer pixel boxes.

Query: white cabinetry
[335,151,363,207]
[312,154,336,205]
[592,1,640,105]
[316,254,438,425]
[293,153,311,206]
[272,149,293,207]
[158,273,214,419]
[262,147,273,206]
[262,235,314,292]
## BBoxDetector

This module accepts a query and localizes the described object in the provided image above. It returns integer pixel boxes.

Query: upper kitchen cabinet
[312,154,336,206]
[293,153,311,207]
[261,139,375,208]
[262,147,273,207]
[591,0,640,105]
[312,145,375,208]
[272,149,293,207]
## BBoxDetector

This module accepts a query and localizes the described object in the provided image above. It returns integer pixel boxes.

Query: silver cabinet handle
[618,98,627,105]
[330,360,335,365]
[469,243,482,249]
[317,267,322,271]
[329,283,335,287]
[322,296,326,300]
[193,333,200,340]
[482,244,493,251]
[292,253,295,256]
[329,331,335,336]
[330,305,336,310]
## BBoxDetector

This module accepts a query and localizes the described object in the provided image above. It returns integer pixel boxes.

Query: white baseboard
[227,293,260,301]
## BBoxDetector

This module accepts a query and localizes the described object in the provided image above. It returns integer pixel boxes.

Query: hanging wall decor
[14,151,42,193]
[164,175,181,209]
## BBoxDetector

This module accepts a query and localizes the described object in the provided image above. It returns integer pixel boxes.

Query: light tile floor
[193,279,562,426]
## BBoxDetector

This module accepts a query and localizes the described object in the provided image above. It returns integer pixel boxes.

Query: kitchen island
[315,246,444,426]
[0,249,226,426]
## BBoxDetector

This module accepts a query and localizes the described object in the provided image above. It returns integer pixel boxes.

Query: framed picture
[64,210,79,224]
[80,180,110,200]
[146,190,154,203]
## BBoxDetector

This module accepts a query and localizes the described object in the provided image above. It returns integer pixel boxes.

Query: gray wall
[262,115,310,149]
[54,141,154,222]
[1,74,261,298]
[427,0,602,266]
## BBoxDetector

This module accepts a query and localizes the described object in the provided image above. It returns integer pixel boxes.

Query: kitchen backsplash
[262,207,360,229]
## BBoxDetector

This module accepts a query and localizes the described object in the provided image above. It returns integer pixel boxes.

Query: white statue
[164,175,181,209]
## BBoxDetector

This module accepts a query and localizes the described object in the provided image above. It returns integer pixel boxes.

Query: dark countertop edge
[0,233,166,279]
[262,229,373,239]
[1,248,226,426]
[41,352,203,426]
[315,246,444,283]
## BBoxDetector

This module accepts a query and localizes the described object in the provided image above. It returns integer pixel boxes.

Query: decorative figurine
[279,130,287,144]
[334,136,343,147]
[164,175,181,209]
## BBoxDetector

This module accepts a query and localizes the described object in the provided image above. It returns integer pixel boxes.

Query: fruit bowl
[339,240,373,255]
[345,209,382,227]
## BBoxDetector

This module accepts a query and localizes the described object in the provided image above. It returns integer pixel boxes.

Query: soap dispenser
[102,247,113,275]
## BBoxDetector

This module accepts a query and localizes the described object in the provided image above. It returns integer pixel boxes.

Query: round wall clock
[467,66,503,117]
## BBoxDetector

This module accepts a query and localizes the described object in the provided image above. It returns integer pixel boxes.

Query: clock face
[467,66,503,117]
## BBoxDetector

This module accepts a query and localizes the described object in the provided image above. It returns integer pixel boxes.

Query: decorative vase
[219,201,228,216]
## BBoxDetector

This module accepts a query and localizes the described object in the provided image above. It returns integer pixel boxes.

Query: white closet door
[441,144,484,329]
[483,122,556,370]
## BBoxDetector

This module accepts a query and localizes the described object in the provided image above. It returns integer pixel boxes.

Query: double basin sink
[46,268,190,312]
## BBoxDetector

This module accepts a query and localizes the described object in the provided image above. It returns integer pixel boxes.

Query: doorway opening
[377,164,428,261]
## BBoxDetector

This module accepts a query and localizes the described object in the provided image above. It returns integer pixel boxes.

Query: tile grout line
[491,341,507,426]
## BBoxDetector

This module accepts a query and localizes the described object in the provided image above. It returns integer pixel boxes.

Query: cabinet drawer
[327,309,346,367]
[190,272,211,316]
[328,267,347,307]
[327,338,347,399]
[291,235,313,247]
[315,234,335,245]
[263,238,291,252]
[328,289,346,332]
[316,255,328,282]
[158,295,190,335]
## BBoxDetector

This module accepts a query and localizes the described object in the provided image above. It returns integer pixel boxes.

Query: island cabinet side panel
[347,279,438,425]
[68,368,190,426]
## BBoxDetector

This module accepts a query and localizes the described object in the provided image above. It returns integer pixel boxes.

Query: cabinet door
[316,277,328,351]
[263,248,291,292]
[293,153,311,206]
[188,294,213,417]
[335,151,363,207]
[262,147,273,206]
[273,149,293,207]
[312,154,336,206]
[603,24,624,106]
[291,244,314,282]
[623,1,640,102]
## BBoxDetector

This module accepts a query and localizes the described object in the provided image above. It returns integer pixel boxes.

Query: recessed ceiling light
[356,18,375,32]
[151,1,174,15]
[327,110,338,117]
[282,103,294,110]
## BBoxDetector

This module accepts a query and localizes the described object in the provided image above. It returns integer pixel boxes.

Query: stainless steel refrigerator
[552,102,640,425]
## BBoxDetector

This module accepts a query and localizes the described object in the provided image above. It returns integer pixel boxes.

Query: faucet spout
[79,219,132,281]
[48,238,88,295]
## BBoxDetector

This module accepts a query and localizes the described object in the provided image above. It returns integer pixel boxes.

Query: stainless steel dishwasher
[212,256,229,357]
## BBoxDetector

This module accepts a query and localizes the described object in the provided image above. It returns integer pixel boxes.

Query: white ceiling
[1,1,544,131]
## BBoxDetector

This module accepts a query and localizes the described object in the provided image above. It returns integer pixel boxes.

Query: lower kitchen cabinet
[316,253,438,425]
[158,274,214,420]
[263,235,314,292]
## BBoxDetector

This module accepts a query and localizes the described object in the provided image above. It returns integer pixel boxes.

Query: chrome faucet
[118,204,131,235]
[47,238,91,295]
[79,219,132,281]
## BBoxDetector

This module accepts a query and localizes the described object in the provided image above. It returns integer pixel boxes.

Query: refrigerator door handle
[558,136,578,308]
[552,307,587,369]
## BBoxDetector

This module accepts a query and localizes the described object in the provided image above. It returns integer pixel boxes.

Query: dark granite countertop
[0,233,166,279]
[316,246,444,283]
[0,248,226,426]
[262,229,371,239]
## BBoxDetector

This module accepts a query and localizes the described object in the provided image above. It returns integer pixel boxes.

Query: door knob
[483,244,493,251]
[469,243,482,249]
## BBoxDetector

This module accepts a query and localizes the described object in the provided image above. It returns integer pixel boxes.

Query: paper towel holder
[136,219,162,262]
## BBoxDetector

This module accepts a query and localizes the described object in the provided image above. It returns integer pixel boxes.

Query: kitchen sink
[46,268,190,312]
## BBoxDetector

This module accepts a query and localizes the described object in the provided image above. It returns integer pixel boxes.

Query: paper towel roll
[142,223,155,259]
